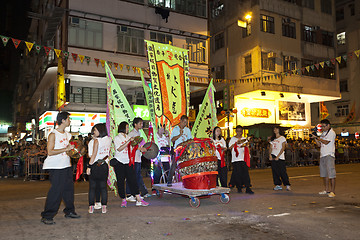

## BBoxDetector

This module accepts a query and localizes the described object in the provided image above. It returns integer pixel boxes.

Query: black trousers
[231,161,251,189]
[88,163,109,206]
[113,162,139,199]
[153,161,170,184]
[167,150,177,185]
[217,160,228,187]
[271,160,290,186]
[41,167,75,219]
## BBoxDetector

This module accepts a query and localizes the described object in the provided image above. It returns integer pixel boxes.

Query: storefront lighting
[245,13,252,21]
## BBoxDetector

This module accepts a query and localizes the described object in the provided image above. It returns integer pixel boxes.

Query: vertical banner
[319,102,329,120]
[56,58,66,109]
[105,62,146,193]
[223,86,229,110]
[145,40,190,126]
[192,80,218,138]
[140,70,158,144]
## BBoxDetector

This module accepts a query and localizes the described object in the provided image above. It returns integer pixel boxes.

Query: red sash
[244,146,250,167]
[75,156,83,181]
[216,145,226,168]
[234,143,239,157]
[127,144,138,167]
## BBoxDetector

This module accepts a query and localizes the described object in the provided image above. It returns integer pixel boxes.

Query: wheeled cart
[152,182,230,208]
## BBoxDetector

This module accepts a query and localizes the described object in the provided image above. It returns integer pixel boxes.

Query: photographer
[311,119,336,198]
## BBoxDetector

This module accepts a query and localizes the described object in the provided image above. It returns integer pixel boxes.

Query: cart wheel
[157,190,163,198]
[220,193,230,204]
[189,197,200,208]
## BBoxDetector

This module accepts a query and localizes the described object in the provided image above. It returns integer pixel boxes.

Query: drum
[66,140,83,159]
[175,138,218,189]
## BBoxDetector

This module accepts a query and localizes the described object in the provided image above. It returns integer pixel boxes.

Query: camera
[310,126,318,137]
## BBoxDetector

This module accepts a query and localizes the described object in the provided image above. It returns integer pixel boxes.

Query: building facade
[209,0,340,139]
[15,0,209,138]
[327,0,360,135]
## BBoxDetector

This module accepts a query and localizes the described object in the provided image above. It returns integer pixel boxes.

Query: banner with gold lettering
[145,40,190,126]
[56,58,66,109]
[191,80,218,138]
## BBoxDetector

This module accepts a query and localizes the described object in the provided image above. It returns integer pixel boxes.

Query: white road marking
[289,172,352,179]
[267,213,291,217]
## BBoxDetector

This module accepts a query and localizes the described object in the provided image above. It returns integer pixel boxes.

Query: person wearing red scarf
[228,125,254,194]
[212,126,227,187]
[113,122,149,208]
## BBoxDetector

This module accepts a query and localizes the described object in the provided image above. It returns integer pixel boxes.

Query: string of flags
[0,34,151,76]
[1,34,360,84]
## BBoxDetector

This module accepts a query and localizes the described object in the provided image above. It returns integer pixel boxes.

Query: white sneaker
[126,195,137,202]
[94,202,102,210]
[88,206,94,214]
[328,192,336,198]
[319,190,328,195]
[102,205,107,213]
[136,199,149,207]
[286,185,291,191]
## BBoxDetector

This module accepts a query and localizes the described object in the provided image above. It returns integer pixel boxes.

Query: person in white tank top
[87,123,112,214]
[41,112,80,225]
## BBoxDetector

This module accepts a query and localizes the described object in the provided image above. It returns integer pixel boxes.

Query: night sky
[0,0,31,125]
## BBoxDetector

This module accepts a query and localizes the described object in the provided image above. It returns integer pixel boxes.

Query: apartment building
[209,0,341,139]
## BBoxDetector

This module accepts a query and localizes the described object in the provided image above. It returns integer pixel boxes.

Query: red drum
[175,138,218,189]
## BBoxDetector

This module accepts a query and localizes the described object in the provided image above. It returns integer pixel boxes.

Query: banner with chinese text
[56,58,66,109]
[191,80,218,138]
[145,40,190,126]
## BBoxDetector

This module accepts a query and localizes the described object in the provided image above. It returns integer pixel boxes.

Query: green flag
[140,70,158,144]
[192,80,218,138]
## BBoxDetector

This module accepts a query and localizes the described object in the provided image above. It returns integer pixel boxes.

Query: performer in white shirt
[269,127,291,191]
[212,126,227,187]
[41,112,80,225]
[228,125,254,194]
[153,124,171,185]
[87,123,112,214]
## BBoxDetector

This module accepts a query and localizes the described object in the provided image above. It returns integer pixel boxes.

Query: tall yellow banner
[57,58,66,109]
[145,40,190,126]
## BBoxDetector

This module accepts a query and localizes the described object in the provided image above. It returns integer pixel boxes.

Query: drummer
[167,115,192,186]
[126,118,150,200]
[153,124,171,185]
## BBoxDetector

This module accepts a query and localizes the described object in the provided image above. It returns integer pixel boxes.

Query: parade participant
[87,135,102,210]
[41,111,80,225]
[269,127,291,191]
[311,119,337,198]
[228,125,254,194]
[153,124,171,185]
[167,115,192,186]
[87,123,112,214]
[126,118,150,201]
[212,126,227,187]
[113,122,149,207]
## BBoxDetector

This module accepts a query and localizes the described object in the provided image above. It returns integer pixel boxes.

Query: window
[321,0,332,14]
[336,105,349,117]
[68,18,103,49]
[260,15,275,33]
[283,56,297,72]
[69,87,107,104]
[337,32,346,45]
[242,21,251,37]
[211,1,224,18]
[282,18,296,39]
[214,32,224,51]
[186,38,206,63]
[149,0,207,18]
[336,8,344,21]
[117,26,144,55]
[302,0,314,9]
[322,31,333,47]
[340,80,348,92]
[303,25,316,43]
[213,65,225,79]
[150,32,172,44]
[245,55,252,74]
[349,4,355,16]
[261,52,276,71]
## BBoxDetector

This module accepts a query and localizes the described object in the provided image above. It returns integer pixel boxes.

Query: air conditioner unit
[70,17,80,26]
[268,52,276,58]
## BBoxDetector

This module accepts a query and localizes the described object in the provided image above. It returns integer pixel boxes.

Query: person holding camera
[311,119,336,198]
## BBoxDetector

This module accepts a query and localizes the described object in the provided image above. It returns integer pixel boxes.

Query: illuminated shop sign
[241,108,271,118]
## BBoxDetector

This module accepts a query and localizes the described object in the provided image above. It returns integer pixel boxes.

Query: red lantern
[232,109,238,114]
[355,132,359,139]
[221,110,226,115]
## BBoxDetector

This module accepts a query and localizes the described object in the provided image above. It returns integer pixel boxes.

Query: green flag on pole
[191,80,218,138]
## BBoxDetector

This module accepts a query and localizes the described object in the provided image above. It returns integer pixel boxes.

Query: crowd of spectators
[1,134,360,180]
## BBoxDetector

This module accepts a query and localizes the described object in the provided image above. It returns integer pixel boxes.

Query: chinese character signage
[241,108,271,118]
[57,57,66,109]
[145,40,190,126]
[133,105,151,121]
